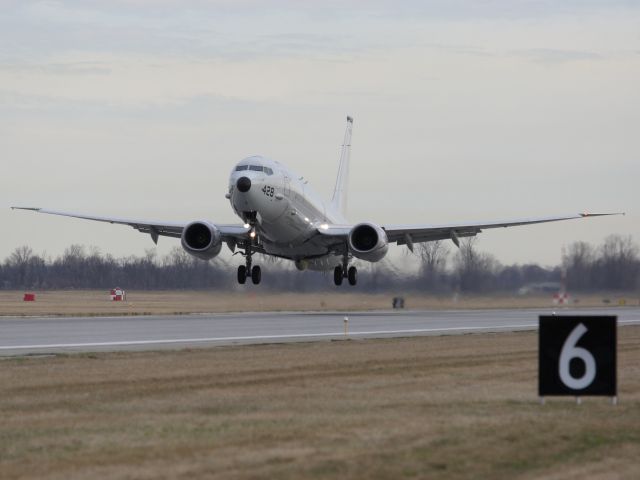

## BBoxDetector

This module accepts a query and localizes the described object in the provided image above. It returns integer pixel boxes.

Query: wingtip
[11,207,41,212]
[580,212,625,218]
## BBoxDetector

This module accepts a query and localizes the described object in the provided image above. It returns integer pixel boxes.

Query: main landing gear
[237,242,261,285]
[334,253,357,286]
[237,264,261,285]
[334,265,357,286]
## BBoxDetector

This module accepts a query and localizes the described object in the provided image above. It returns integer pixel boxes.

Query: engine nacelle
[181,221,223,261]
[348,222,389,262]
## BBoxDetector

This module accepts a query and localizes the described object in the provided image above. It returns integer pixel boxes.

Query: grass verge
[1,290,637,317]
[1,327,639,479]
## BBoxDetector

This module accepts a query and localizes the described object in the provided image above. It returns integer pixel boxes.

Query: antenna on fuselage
[330,116,353,220]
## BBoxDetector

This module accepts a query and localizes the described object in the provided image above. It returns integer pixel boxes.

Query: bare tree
[7,246,34,287]
[8,245,34,266]
[453,238,500,292]
[562,241,595,291]
[416,240,449,291]
[596,235,639,290]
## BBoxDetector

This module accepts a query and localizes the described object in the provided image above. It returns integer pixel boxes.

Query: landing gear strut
[334,252,357,286]
[237,240,261,285]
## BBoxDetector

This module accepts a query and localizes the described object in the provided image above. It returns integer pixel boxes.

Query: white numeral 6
[559,323,596,390]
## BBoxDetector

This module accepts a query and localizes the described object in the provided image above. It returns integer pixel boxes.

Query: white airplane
[13,117,621,286]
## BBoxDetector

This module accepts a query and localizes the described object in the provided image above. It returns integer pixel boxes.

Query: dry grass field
[1,290,637,316]
[1,327,639,479]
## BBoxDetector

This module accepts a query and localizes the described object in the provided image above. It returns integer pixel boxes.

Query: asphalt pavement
[1,307,639,356]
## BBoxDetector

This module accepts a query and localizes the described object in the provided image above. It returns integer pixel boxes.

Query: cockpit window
[237,164,272,174]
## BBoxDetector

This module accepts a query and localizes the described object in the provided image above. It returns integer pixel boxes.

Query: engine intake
[348,222,389,262]
[181,221,222,260]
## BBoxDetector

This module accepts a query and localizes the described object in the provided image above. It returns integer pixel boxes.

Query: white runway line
[2,319,638,352]
[0,323,534,350]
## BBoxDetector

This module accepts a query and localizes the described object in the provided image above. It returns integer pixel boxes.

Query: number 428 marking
[261,185,275,197]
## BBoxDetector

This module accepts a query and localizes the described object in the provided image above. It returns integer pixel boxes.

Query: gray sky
[1,0,638,267]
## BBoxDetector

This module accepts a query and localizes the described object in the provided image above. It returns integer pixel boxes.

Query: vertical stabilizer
[331,116,353,219]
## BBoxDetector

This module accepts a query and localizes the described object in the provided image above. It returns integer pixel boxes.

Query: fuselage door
[283,175,291,198]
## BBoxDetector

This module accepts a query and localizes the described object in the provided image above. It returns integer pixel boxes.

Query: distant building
[517,282,562,295]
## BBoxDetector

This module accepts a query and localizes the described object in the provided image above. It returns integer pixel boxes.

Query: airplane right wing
[11,207,250,245]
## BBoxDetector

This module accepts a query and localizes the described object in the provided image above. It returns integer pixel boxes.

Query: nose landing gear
[237,236,261,285]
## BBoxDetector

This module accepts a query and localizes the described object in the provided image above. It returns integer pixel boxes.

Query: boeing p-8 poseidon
[13,117,620,286]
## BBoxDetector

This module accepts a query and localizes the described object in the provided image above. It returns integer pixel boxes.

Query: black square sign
[539,316,616,396]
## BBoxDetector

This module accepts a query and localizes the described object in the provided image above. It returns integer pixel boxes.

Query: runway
[1,307,640,356]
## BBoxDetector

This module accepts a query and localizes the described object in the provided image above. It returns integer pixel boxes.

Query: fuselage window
[235,165,248,171]
[264,167,273,175]
[249,165,264,172]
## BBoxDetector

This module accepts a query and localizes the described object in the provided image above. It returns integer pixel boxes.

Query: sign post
[539,315,617,404]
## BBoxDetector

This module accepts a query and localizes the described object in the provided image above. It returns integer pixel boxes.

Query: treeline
[414,235,639,294]
[562,235,639,292]
[1,235,638,293]
[0,245,229,290]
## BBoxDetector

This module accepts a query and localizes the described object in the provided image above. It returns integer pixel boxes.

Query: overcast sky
[1,0,638,268]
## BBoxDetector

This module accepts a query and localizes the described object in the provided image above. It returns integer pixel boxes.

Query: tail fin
[330,116,353,218]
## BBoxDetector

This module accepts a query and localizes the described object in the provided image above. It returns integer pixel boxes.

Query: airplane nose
[236,176,251,193]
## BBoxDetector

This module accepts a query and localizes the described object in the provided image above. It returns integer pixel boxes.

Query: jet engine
[347,222,389,262]
[181,221,223,260]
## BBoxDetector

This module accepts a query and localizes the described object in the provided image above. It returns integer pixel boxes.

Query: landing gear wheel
[333,266,343,286]
[348,266,357,286]
[251,265,261,285]
[237,265,247,284]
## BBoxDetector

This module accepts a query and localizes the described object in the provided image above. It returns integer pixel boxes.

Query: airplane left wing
[11,207,250,244]
[382,213,623,250]
[318,212,623,251]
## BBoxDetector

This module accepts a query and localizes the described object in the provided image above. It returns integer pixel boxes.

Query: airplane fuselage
[228,155,344,269]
